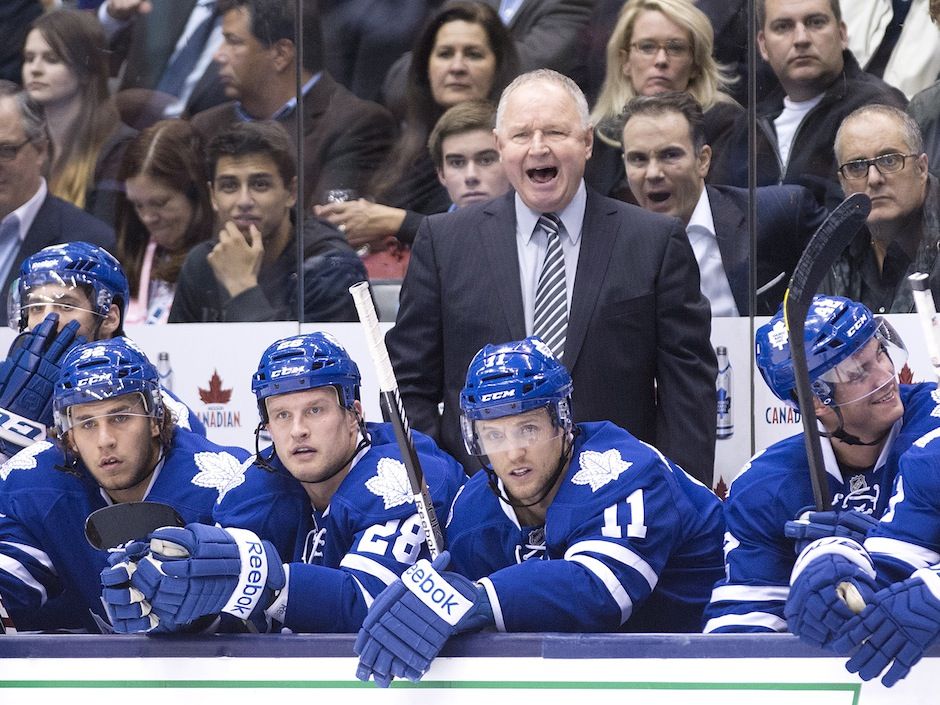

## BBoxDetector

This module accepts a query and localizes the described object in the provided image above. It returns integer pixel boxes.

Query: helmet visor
[8,273,103,331]
[818,319,907,407]
[461,405,564,456]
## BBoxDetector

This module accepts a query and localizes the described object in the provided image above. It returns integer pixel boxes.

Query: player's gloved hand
[124,523,285,632]
[833,568,940,687]
[785,537,877,649]
[784,508,879,555]
[100,539,164,633]
[0,314,83,456]
[354,551,494,688]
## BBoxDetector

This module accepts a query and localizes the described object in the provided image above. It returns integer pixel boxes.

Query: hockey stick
[909,273,940,382]
[84,501,185,551]
[783,192,871,512]
[0,593,14,634]
[349,281,445,559]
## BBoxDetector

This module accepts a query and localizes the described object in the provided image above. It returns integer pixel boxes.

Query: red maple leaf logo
[199,370,232,404]
[898,363,914,385]
[714,476,728,501]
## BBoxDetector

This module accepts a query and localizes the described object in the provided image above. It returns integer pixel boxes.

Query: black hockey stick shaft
[349,282,445,558]
[84,501,185,550]
[783,193,871,511]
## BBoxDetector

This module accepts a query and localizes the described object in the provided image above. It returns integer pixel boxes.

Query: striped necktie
[532,213,567,359]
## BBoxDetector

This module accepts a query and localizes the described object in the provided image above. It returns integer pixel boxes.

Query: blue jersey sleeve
[867,427,940,585]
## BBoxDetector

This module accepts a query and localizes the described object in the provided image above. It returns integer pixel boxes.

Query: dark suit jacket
[707,184,826,315]
[111,0,227,117]
[190,72,396,209]
[386,188,718,486]
[1,195,116,326]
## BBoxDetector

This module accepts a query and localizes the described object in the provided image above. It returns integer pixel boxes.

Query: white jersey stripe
[866,537,940,569]
[703,611,787,633]
[709,584,790,604]
[478,577,505,632]
[565,539,658,589]
[339,553,400,587]
[568,554,633,624]
[0,553,48,603]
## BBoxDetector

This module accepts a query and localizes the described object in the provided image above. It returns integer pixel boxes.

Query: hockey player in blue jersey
[0,338,251,632]
[98,332,466,634]
[354,336,725,687]
[0,242,202,463]
[704,296,940,635]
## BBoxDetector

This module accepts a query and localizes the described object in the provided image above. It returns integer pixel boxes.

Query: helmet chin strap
[481,427,578,511]
[821,405,891,447]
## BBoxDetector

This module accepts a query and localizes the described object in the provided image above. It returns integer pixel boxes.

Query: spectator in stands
[0,81,115,326]
[189,0,396,211]
[710,0,907,208]
[842,0,940,100]
[821,105,937,314]
[586,0,742,201]
[116,120,214,325]
[314,1,519,258]
[907,0,940,179]
[22,9,136,226]
[0,1,41,85]
[99,0,227,120]
[168,121,365,323]
[382,0,593,120]
[427,100,510,210]
[620,92,825,316]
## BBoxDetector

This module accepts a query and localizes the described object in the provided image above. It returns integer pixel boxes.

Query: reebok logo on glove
[403,559,473,626]
[221,528,270,619]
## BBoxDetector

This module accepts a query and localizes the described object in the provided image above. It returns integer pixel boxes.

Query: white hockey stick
[909,273,940,382]
[349,282,445,558]
[0,593,15,634]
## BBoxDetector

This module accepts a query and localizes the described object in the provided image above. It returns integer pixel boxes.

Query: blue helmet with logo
[756,296,906,407]
[252,332,361,422]
[9,242,130,333]
[460,337,573,455]
[53,337,163,434]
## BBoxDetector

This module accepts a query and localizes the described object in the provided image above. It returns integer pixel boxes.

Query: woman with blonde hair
[22,8,135,225]
[586,0,741,198]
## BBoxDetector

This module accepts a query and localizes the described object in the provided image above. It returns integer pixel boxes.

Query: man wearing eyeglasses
[822,105,936,313]
[0,81,114,325]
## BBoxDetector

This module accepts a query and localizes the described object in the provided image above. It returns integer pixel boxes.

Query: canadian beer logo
[196,370,241,428]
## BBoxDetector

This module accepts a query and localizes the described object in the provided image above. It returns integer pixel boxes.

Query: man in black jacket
[168,121,364,323]
[710,0,907,209]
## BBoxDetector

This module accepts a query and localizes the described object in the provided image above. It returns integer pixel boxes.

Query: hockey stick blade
[349,282,445,558]
[784,193,871,511]
[85,501,185,550]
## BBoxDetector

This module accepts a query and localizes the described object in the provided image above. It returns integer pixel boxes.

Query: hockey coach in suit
[386,69,718,486]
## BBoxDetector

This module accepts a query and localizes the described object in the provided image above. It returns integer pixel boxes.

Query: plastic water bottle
[716,346,733,439]
[157,352,173,392]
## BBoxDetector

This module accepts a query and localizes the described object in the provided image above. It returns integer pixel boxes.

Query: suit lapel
[565,191,616,369]
[481,193,526,339]
[707,186,749,315]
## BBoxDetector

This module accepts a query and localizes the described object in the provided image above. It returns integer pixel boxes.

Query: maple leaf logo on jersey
[199,371,232,404]
[191,452,250,502]
[365,457,415,509]
[572,449,632,491]
[0,441,52,480]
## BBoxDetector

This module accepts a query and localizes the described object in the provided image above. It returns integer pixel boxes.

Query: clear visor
[56,388,156,433]
[8,274,102,331]
[461,404,564,456]
[817,320,907,407]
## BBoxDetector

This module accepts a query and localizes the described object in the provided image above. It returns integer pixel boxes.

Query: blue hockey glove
[354,551,494,688]
[0,314,83,456]
[100,539,164,633]
[784,508,879,555]
[124,523,285,632]
[785,537,877,649]
[834,568,940,687]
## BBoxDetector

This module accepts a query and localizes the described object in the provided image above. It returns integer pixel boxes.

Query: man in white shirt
[621,91,826,316]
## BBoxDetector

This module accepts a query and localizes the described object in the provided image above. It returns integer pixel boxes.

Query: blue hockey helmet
[252,332,361,422]
[460,337,573,456]
[756,296,907,408]
[9,242,130,333]
[53,337,163,434]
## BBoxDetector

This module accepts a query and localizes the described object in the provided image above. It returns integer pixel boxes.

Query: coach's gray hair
[496,69,591,131]
[834,104,924,161]
[0,80,48,145]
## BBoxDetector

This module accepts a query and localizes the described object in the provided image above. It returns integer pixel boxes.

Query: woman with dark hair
[21,8,135,225]
[116,120,213,324]
[314,1,519,269]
